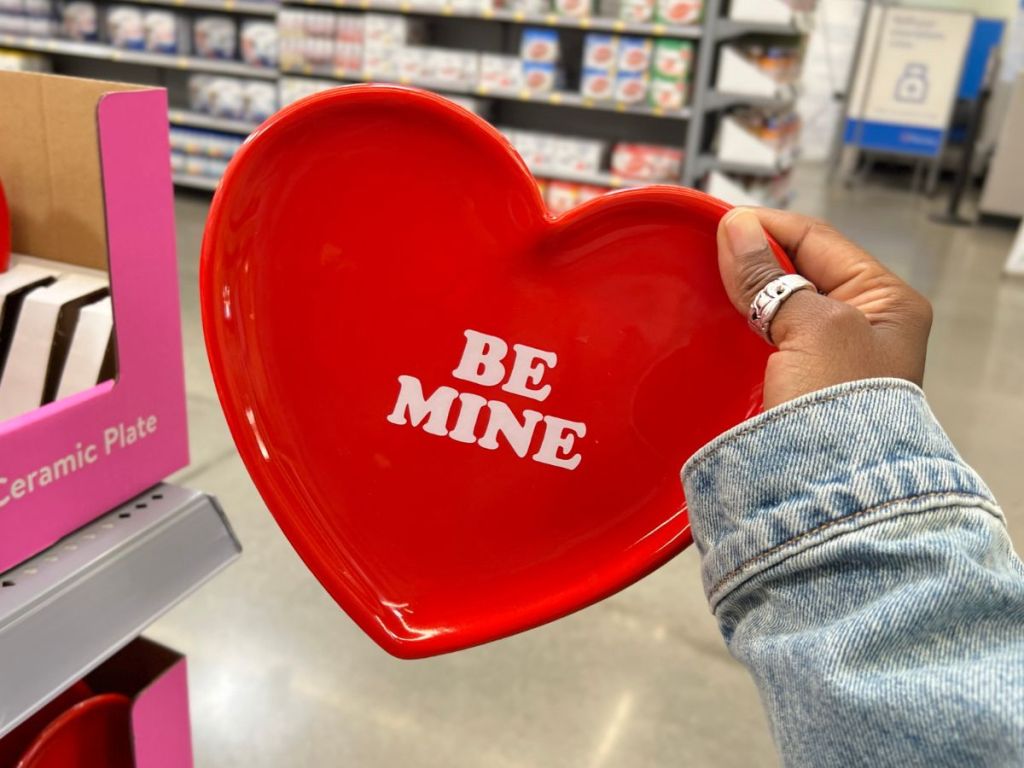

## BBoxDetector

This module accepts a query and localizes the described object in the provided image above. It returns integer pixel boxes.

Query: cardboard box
[0,71,189,572]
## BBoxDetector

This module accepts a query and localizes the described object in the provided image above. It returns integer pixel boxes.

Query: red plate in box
[16,694,133,768]
[201,85,789,658]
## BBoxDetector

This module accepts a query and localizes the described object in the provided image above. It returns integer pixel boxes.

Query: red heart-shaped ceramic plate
[201,85,789,658]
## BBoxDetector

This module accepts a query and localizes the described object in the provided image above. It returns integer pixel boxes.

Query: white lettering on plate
[387,330,586,470]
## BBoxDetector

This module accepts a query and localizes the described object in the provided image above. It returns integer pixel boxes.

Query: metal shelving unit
[5,0,810,195]
[0,34,278,77]
[697,154,794,176]
[130,0,279,14]
[704,90,797,111]
[530,166,633,188]
[282,64,692,119]
[172,172,222,190]
[169,108,260,134]
[0,483,241,737]
[294,0,702,37]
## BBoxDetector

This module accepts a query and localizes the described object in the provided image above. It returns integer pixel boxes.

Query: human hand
[716,207,933,410]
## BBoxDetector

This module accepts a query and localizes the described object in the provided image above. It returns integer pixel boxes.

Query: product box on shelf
[614,70,647,103]
[0,72,188,574]
[143,9,183,54]
[655,0,700,24]
[106,5,145,49]
[649,38,690,109]
[0,50,51,71]
[616,36,651,74]
[619,0,654,23]
[582,33,617,71]
[479,53,523,91]
[193,15,237,59]
[580,68,613,99]
[611,141,683,180]
[0,638,194,768]
[241,20,278,67]
[716,43,800,98]
[552,0,589,16]
[716,109,799,169]
[62,0,98,41]
[520,27,559,63]
[522,61,557,91]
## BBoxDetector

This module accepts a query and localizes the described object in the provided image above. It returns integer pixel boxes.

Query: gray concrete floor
[150,166,1024,767]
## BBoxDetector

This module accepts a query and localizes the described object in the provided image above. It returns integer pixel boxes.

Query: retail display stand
[0,0,811,205]
[0,71,239,765]
[0,72,189,573]
[0,485,241,742]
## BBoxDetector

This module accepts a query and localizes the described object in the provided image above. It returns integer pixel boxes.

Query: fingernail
[723,208,767,257]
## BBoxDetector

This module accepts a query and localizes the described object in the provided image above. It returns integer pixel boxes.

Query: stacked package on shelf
[741,44,801,84]
[479,52,523,92]
[0,0,56,36]
[188,74,278,122]
[517,27,560,91]
[241,19,278,67]
[495,0,588,16]
[581,32,690,108]
[537,179,608,214]
[279,9,338,71]
[730,107,801,153]
[614,36,651,104]
[281,9,484,90]
[0,49,49,70]
[105,5,189,53]
[57,4,279,63]
[279,75,336,105]
[649,38,690,108]
[502,126,605,178]
[610,142,683,181]
[61,1,97,40]
[193,15,236,58]
[599,0,701,22]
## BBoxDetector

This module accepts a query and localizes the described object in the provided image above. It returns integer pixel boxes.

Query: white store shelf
[169,109,259,134]
[0,483,241,737]
[714,18,805,40]
[131,0,279,14]
[173,172,222,190]
[289,0,701,38]
[282,65,692,119]
[704,90,797,110]
[0,35,278,78]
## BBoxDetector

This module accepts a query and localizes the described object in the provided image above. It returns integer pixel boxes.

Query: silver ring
[748,274,816,345]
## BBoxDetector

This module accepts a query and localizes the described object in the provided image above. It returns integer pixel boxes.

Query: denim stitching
[708,490,1000,602]
[686,381,906,473]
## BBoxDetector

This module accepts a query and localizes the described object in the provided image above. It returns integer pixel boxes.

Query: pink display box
[0,73,188,573]
[0,638,195,768]
[92,638,195,768]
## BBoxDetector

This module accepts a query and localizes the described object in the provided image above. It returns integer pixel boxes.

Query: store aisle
[151,170,1024,768]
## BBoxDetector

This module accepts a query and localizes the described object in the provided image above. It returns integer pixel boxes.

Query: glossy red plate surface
[16,694,133,768]
[201,85,789,658]
[0,682,93,765]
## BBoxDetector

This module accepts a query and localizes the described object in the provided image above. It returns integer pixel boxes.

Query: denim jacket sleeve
[682,378,1024,768]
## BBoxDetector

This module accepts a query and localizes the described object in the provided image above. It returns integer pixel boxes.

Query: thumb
[717,208,831,347]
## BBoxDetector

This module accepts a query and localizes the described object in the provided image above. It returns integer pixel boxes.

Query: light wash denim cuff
[682,378,999,610]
